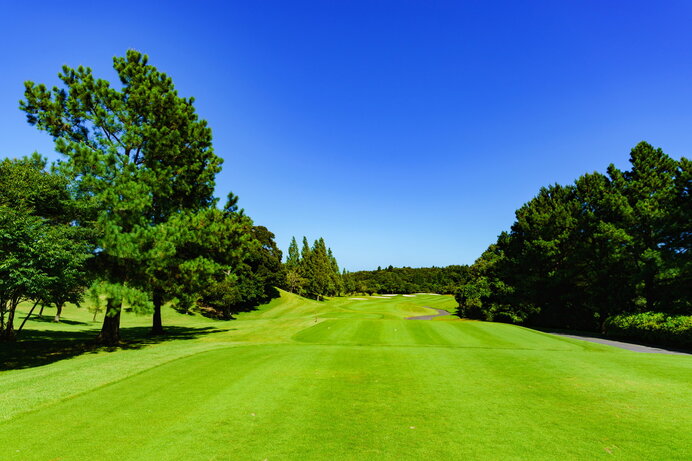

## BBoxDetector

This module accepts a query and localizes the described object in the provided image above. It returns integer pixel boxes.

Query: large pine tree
[21,50,223,344]
[607,142,680,311]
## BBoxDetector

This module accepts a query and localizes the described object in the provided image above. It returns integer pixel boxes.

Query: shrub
[604,312,692,349]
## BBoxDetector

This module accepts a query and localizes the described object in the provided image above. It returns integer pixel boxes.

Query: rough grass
[1,291,690,460]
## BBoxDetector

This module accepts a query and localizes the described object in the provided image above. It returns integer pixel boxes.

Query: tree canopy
[21,50,223,343]
[345,265,469,295]
[456,142,691,332]
[285,236,343,300]
[0,157,92,340]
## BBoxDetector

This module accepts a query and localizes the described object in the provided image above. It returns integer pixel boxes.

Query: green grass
[1,291,691,460]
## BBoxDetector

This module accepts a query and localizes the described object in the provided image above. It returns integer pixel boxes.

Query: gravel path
[406,308,452,320]
[550,333,690,355]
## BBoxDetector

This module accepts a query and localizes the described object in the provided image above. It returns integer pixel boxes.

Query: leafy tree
[455,238,518,321]
[0,208,48,340]
[342,269,356,294]
[285,269,306,295]
[0,158,91,340]
[41,225,92,323]
[21,50,222,344]
[232,225,283,310]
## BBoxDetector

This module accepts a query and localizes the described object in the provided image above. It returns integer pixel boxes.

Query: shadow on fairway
[0,325,227,371]
[27,315,91,326]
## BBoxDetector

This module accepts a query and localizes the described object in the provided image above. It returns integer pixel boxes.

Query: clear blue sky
[1,1,691,270]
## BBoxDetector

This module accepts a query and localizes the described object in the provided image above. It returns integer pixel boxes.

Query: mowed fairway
[1,292,691,460]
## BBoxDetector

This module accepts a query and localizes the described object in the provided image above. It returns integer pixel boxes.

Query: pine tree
[664,157,691,312]
[21,50,222,343]
[300,237,311,262]
[286,237,300,270]
[327,247,343,296]
[342,269,356,294]
[607,142,679,311]
[307,238,331,300]
[285,237,303,293]
[297,236,313,295]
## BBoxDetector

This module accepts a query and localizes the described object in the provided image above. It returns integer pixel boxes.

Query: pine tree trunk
[151,289,164,335]
[39,304,45,317]
[53,303,63,323]
[96,298,121,345]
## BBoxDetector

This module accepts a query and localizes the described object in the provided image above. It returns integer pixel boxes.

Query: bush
[457,300,486,320]
[490,311,518,324]
[604,312,692,349]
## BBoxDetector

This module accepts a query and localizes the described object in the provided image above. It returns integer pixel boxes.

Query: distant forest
[343,266,469,295]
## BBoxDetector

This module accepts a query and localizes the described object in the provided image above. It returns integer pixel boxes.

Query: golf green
[1,292,690,460]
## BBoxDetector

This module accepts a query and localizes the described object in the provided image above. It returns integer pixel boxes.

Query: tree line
[344,265,469,294]
[0,51,283,344]
[456,142,690,343]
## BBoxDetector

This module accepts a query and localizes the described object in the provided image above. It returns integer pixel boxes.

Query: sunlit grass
[1,291,690,460]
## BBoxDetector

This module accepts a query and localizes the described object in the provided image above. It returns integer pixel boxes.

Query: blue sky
[1,1,691,270]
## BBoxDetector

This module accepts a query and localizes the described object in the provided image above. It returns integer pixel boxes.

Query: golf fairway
[1,292,690,460]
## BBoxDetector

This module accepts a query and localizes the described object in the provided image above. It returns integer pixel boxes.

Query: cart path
[406,307,452,320]
[550,333,690,355]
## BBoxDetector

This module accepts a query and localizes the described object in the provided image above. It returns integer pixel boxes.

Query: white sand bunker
[349,297,367,300]
[402,294,416,297]
[382,294,397,297]
[416,293,440,296]
[371,296,389,299]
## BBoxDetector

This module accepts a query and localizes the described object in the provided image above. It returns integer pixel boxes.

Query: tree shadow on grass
[28,315,91,326]
[0,325,228,372]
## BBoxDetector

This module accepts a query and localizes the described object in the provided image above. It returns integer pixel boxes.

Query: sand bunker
[371,296,389,299]
[349,297,367,300]
[402,294,416,297]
